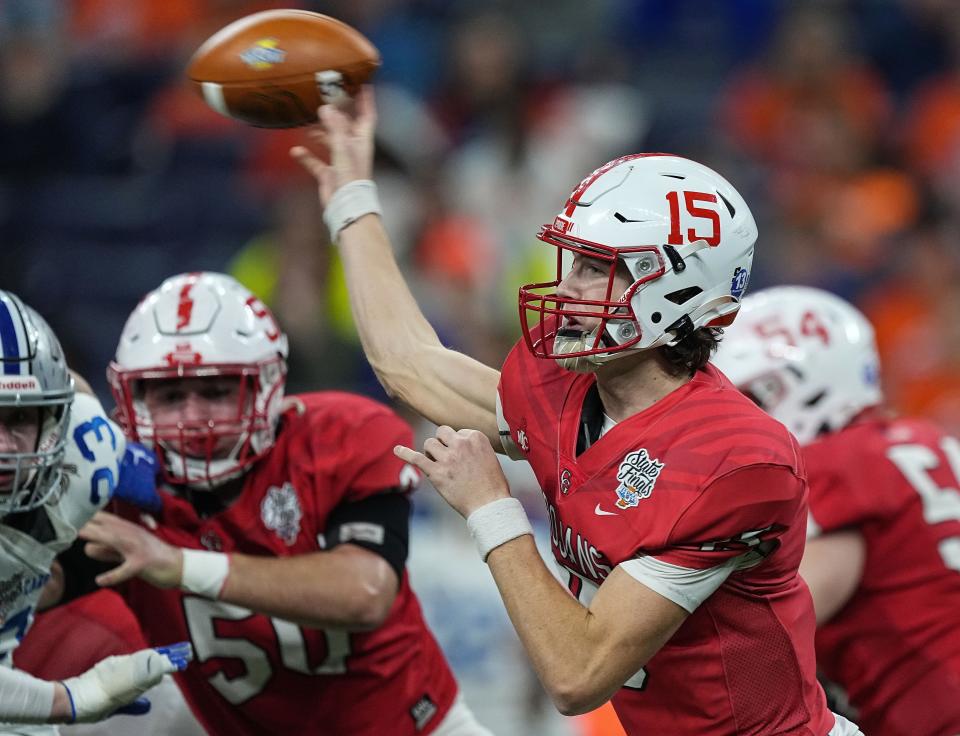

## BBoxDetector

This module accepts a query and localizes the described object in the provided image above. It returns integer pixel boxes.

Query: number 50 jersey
[115,392,458,736]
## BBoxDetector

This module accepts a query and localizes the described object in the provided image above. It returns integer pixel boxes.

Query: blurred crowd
[3,0,960,431]
[3,1,959,734]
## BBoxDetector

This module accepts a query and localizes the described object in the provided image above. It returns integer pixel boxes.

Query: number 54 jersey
[497,339,835,736]
[115,392,457,736]
[805,416,960,736]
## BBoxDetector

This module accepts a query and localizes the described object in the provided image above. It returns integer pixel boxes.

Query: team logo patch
[200,530,223,551]
[240,38,287,70]
[163,342,202,366]
[614,449,664,509]
[516,427,529,453]
[730,266,749,299]
[260,482,302,546]
[410,694,438,731]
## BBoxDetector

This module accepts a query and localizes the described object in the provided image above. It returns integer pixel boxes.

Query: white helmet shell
[109,273,289,488]
[520,153,758,366]
[712,285,882,445]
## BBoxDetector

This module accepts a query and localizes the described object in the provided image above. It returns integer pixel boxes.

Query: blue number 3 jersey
[0,392,124,664]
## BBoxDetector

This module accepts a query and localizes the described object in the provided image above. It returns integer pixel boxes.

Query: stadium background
[1,1,959,734]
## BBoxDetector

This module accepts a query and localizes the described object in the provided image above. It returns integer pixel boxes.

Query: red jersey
[15,590,147,678]
[805,416,960,736]
[498,340,834,736]
[116,392,458,736]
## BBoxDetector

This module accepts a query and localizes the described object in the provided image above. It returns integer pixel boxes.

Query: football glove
[114,443,162,512]
[62,641,193,723]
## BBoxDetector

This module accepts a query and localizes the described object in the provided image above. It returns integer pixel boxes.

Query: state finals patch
[614,449,664,509]
[261,482,303,545]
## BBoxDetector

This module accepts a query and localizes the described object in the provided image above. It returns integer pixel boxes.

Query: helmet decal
[713,286,883,445]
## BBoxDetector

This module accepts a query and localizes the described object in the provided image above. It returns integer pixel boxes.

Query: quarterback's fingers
[423,436,450,462]
[354,86,377,135]
[305,129,332,154]
[393,444,431,472]
[290,145,328,178]
[319,104,349,148]
[434,425,458,445]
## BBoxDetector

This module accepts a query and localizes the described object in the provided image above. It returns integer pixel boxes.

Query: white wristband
[466,498,533,562]
[323,179,382,241]
[180,549,230,599]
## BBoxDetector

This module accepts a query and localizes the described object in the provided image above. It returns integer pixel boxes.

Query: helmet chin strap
[161,431,248,491]
[554,325,638,373]
[162,449,246,490]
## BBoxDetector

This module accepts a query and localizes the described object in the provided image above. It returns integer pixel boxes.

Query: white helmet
[108,273,289,489]
[0,291,74,514]
[519,153,757,370]
[711,286,882,445]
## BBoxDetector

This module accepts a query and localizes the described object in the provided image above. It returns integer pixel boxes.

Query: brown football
[187,10,380,128]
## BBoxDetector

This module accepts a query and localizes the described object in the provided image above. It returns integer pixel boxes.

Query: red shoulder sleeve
[656,464,806,569]
[324,405,419,503]
[803,429,893,534]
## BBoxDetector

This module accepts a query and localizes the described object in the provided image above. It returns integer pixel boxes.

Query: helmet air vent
[717,191,736,217]
[665,287,702,305]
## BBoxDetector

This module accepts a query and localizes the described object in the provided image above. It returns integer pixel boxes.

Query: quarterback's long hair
[660,326,723,377]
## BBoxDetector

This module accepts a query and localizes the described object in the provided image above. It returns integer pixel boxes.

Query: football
[187,10,380,128]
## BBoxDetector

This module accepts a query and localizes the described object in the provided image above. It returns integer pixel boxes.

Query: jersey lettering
[183,597,353,704]
[887,436,960,570]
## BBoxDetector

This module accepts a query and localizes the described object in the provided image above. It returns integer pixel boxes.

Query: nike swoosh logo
[594,503,618,516]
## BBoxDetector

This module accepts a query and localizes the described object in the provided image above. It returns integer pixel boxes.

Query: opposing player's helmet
[519,154,757,369]
[108,273,289,489]
[711,286,882,445]
[0,291,74,514]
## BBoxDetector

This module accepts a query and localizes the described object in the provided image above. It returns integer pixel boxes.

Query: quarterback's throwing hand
[79,511,183,588]
[62,642,193,723]
[290,86,376,207]
[395,426,511,518]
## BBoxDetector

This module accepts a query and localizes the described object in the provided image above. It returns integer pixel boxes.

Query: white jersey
[0,393,123,667]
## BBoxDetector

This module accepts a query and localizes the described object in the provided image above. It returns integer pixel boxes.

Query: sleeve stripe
[618,554,750,613]
[495,392,524,461]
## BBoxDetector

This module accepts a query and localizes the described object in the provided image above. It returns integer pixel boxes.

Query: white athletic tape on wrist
[180,549,229,599]
[323,180,381,241]
[466,498,533,562]
[0,667,56,723]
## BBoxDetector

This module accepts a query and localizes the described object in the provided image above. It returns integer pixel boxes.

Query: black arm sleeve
[323,492,411,580]
[56,538,115,605]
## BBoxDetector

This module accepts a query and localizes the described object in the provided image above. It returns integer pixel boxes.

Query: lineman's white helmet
[108,273,288,488]
[712,286,882,445]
